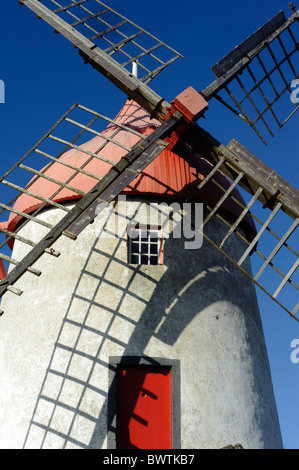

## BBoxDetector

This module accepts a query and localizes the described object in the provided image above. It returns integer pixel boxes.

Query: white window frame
[127,224,163,265]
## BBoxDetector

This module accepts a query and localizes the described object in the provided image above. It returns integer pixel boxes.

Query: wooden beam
[20,0,172,121]
[201,9,299,101]
[212,11,287,77]
[180,124,299,220]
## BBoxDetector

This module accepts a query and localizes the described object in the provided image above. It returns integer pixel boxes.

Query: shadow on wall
[21,205,262,449]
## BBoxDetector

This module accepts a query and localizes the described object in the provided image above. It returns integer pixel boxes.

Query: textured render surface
[0,198,283,449]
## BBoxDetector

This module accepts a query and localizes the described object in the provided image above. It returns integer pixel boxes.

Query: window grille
[127,225,163,265]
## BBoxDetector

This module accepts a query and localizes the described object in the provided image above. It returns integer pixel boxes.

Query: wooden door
[116,366,172,449]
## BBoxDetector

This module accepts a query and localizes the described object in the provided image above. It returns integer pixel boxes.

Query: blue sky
[0,0,298,448]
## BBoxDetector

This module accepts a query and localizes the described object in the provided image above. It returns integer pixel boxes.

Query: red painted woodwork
[116,366,172,449]
[0,258,6,281]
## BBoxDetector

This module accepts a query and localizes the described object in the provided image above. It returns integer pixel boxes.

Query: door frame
[108,356,181,449]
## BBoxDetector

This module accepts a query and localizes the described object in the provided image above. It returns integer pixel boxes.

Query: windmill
[0,0,298,450]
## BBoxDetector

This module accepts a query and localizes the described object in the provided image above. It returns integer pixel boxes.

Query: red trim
[0,258,6,281]
[166,86,209,124]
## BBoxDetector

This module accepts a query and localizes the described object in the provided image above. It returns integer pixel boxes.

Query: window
[127,225,163,265]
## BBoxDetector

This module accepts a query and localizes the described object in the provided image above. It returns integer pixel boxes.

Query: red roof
[0,99,256,267]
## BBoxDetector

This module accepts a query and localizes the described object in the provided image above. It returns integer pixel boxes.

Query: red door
[116,366,172,449]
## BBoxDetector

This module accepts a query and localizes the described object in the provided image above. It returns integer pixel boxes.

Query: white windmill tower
[0,0,298,450]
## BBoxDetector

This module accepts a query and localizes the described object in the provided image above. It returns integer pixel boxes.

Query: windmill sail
[180,123,299,320]
[0,103,181,308]
[19,0,182,120]
[1,1,297,321]
[201,8,299,144]
[20,1,299,142]
[0,98,298,320]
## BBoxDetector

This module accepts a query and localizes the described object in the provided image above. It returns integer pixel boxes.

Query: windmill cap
[1,99,256,249]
